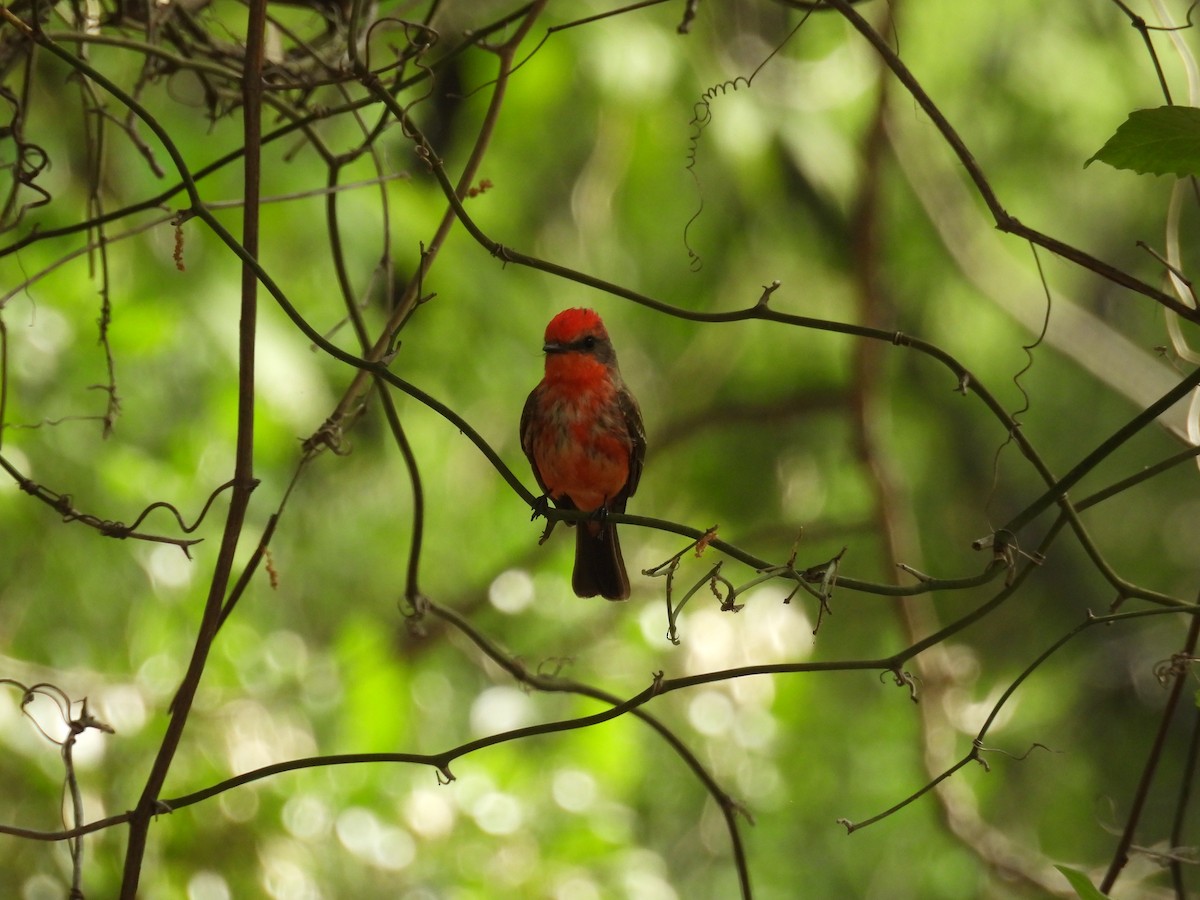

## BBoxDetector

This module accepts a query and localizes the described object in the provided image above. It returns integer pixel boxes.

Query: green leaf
[1086,106,1200,176]
[1054,865,1112,900]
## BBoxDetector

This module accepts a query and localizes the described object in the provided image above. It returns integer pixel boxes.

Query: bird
[520,308,646,600]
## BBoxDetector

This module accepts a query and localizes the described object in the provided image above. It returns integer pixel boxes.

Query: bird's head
[541,308,617,368]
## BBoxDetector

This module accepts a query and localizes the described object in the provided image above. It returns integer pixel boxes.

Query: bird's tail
[573,521,629,601]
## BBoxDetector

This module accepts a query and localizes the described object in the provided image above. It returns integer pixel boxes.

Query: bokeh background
[2,1,1199,897]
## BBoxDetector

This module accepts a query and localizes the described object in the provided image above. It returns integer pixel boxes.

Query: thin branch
[821,0,1200,322]
[423,599,754,899]
[1169,706,1200,897]
[161,676,667,808]
[1003,366,1200,535]
[0,451,205,551]
[118,0,268,890]
[1100,605,1200,893]
[843,603,1200,835]
[1076,442,1200,512]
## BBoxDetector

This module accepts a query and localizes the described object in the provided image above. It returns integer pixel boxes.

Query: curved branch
[820,0,1200,322]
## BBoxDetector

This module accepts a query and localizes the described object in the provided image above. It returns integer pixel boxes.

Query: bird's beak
[542,341,567,354]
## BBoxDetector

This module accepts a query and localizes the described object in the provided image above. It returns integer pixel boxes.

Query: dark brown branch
[119,0,269,891]
[1100,607,1200,893]
[0,451,205,551]
[1170,707,1200,897]
[822,0,1200,323]
[422,599,754,899]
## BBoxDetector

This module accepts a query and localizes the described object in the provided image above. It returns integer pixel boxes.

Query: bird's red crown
[544,308,608,344]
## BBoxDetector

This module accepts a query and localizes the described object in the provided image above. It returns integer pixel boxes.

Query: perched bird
[520,308,646,600]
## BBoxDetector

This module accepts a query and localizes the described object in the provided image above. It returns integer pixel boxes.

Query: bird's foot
[529,493,552,521]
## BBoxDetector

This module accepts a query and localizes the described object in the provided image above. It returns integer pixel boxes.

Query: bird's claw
[531,494,560,545]
[530,493,552,522]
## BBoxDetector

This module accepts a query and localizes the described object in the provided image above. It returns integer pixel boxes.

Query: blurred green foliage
[1,1,1199,898]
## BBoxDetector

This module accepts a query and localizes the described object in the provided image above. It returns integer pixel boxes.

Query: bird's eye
[581,336,597,350]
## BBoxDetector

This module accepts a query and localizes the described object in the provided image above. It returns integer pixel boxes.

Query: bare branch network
[0,1,1198,898]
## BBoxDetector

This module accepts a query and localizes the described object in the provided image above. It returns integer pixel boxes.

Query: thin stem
[1004,366,1200,534]
[118,0,267,891]
[1076,443,1200,512]
[1100,609,1200,893]
[1169,707,1200,897]
[821,0,1199,321]
[423,600,754,899]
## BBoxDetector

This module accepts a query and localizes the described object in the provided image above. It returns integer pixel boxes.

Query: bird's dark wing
[519,384,552,498]
[618,386,646,501]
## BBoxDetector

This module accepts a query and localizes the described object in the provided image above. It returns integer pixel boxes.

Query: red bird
[520,308,646,600]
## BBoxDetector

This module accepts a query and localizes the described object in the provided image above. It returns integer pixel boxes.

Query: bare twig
[1100,607,1200,893]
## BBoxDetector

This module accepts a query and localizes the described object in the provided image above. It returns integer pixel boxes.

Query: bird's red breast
[527,374,632,513]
